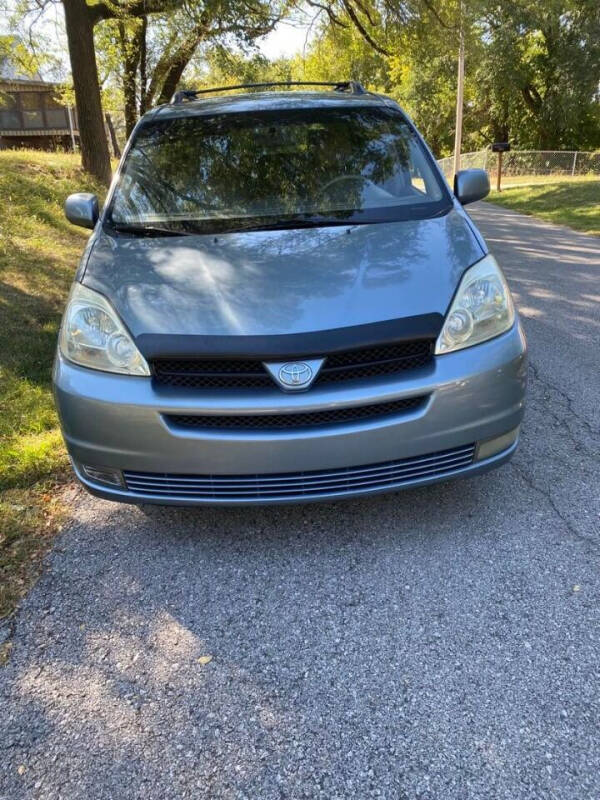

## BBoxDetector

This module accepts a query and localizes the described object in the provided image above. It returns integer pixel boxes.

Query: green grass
[497,174,599,187]
[0,149,106,619]
[487,179,600,235]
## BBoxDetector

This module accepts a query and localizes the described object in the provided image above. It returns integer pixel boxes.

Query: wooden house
[0,73,78,151]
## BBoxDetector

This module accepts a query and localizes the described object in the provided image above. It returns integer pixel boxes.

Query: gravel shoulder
[1,203,599,800]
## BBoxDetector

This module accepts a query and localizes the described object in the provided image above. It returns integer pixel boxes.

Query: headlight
[59,283,150,375]
[435,254,515,355]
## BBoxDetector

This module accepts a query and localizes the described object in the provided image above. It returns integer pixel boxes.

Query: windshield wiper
[110,217,355,237]
[110,223,192,237]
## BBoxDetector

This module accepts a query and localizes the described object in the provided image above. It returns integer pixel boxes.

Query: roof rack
[170,81,367,104]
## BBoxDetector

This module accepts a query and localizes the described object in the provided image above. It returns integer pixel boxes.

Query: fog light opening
[475,426,520,462]
[81,464,124,487]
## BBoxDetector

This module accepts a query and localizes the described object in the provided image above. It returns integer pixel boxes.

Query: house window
[0,92,20,129]
[44,92,68,128]
[21,92,44,128]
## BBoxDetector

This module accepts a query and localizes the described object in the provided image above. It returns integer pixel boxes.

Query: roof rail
[170,81,367,104]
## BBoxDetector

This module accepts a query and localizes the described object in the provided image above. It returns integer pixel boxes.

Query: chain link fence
[437,149,600,185]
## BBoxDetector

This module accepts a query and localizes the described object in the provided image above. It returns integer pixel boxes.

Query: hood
[83,209,484,354]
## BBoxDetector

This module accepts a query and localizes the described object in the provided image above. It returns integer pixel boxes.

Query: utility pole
[67,105,77,152]
[496,150,503,192]
[452,5,465,178]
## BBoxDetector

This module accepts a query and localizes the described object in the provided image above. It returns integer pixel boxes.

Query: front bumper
[53,323,527,505]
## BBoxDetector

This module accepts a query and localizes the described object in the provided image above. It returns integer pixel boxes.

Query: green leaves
[193,0,600,156]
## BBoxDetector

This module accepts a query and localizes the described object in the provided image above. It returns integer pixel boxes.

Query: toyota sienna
[54,81,527,504]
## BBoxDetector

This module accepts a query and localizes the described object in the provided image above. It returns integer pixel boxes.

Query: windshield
[109,106,451,234]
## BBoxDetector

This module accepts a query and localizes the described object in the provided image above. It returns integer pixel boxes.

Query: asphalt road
[1,204,599,800]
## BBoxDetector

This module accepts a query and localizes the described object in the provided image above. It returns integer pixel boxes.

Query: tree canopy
[194,0,600,155]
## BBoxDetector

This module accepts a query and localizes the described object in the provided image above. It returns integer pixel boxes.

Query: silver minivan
[54,81,527,505]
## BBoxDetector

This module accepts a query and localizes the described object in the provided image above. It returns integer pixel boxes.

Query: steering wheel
[316,174,376,199]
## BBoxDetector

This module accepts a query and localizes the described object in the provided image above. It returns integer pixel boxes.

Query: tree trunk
[157,55,196,105]
[105,113,121,158]
[62,0,112,186]
[139,16,148,115]
[118,21,139,139]
[155,32,204,105]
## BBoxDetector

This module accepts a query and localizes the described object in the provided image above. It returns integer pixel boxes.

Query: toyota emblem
[278,362,313,388]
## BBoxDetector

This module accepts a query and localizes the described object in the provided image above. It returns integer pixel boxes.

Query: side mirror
[454,169,490,205]
[65,193,99,229]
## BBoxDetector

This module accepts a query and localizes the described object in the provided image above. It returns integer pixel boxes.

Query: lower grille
[122,444,476,501]
[164,396,427,431]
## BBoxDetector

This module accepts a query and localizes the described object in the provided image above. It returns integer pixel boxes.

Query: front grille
[122,444,476,501]
[164,396,427,431]
[319,340,432,383]
[151,339,433,390]
[153,358,271,389]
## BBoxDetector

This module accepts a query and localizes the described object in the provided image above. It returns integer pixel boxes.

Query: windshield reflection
[109,107,451,234]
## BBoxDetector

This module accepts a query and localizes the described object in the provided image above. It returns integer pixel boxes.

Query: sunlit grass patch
[1,428,66,491]
[487,180,600,236]
[497,174,599,188]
